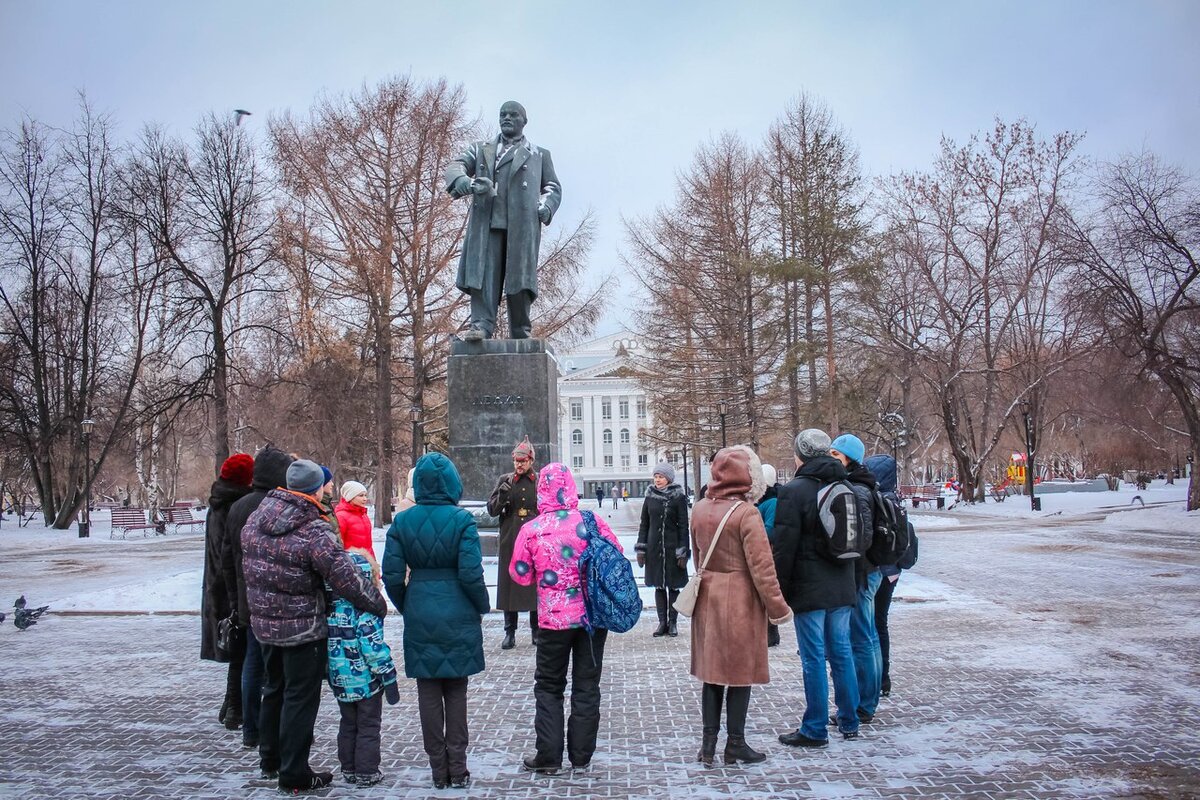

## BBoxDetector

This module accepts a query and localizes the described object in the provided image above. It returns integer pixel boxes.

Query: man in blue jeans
[771,429,860,747]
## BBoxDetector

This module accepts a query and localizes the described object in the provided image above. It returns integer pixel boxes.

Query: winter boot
[501,630,516,650]
[653,589,669,636]
[667,592,679,636]
[697,732,718,767]
[723,735,767,765]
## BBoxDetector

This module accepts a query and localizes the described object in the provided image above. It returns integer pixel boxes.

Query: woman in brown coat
[690,445,793,766]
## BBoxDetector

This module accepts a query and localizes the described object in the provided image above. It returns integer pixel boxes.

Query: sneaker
[828,711,873,726]
[569,761,590,774]
[279,771,333,793]
[521,755,560,775]
[778,729,828,748]
[842,730,860,740]
[260,767,279,781]
[450,772,471,789]
[243,737,259,749]
[461,327,485,342]
[356,770,383,787]
[340,770,357,784]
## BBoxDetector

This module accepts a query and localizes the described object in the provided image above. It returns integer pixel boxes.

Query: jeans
[241,629,264,744]
[794,607,858,740]
[259,640,327,787]
[850,570,883,716]
[875,574,898,693]
[533,627,608,768]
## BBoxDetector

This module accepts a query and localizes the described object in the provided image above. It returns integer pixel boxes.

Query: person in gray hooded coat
[637,461,690,637]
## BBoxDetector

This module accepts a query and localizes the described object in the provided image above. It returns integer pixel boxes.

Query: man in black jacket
[222,445,294,752]
[772,429,861,748]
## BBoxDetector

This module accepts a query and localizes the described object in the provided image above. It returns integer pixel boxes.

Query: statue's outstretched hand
[471,177,495,196]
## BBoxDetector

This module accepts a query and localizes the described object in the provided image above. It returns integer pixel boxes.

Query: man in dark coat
[772,429,860,748]
[223,445,293,749]
[445,101,562,341]
[201,453,255,730]
[636,461,690,637]
[487,437,540,649]
[242,459,387,793]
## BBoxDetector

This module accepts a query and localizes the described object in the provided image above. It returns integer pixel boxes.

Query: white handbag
[672,500,742,618]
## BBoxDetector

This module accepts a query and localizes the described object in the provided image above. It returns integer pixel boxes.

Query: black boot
[501,631,516,650]
[667,591,679,636]
[218,697,229,724]
[697,733,718,767]
[652,589,669,637]
[723,735,766,764]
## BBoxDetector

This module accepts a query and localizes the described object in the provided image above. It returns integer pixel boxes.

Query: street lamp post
[410,404,423,460]
[1021,401,1040,512]
[717,400,728,449]
[79,418,95,538]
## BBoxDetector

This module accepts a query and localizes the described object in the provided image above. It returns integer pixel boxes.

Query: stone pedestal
[448,338,560,501]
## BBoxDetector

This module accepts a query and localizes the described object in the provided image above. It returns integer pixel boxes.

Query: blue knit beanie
[320,465,333,486]
[830,434,866,465]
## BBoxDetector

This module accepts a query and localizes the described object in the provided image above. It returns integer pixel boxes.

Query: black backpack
[866,489,912,567]
[805,478,863,562]
[897,524,918,569]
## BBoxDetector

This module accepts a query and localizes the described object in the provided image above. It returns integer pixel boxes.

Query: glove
[384,682,400,705]
[471,176,494,196]
[537,204,551,224]
[677,556,688,570]
[498,478,512,494]
[636,552,645,568]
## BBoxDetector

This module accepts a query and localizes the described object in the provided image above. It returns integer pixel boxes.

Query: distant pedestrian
[596,485,605,508]
[509,463,624,774]
[689,446,792,766]
[487,438,541,650]
[335,481,375,557]
[201,453,254,730]
[242,459,387,792]
[383,453,490,790]
[326,549,399,787]
[637,462,690,638]
[611,488,619,510]
[773,429,861,748]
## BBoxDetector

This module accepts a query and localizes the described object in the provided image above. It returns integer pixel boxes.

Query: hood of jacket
[258,488,325,537]
[758,483,778,505]
[796,454,848,485]
[209,478,251,512]
[536,462,580,514]
[252,446,294,492]
[845,461,877,490]
[646,482,685,503]
[413,452,463,506]
[707,445,765,502]
[864,454,897,493]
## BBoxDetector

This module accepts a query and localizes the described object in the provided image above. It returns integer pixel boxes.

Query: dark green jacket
[382,453,490,679]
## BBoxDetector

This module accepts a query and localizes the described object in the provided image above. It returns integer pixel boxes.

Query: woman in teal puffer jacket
[381,452,490,790]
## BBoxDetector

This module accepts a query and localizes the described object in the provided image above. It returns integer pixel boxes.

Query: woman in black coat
[201,453,254,729]
[637,462,690,637]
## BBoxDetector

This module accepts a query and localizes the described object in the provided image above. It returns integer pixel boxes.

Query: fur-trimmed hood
[706,445,766,503]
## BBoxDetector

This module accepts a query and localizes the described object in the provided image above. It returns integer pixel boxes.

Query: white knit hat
[340,480,368,502]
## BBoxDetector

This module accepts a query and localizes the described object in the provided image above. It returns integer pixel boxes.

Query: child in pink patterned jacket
[509,462,624,774]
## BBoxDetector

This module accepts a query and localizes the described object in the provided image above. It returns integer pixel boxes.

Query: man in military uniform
[488,437,541,649]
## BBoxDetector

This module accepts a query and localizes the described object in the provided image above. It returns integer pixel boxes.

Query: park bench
[163,506,205,534]
[110,507,158,539]
[989,486,1008,502]
[899,485,945,510]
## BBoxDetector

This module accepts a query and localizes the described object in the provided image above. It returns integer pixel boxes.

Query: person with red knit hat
[202,453,256,730]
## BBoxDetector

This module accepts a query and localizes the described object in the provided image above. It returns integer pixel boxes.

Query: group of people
[199,427,912,792]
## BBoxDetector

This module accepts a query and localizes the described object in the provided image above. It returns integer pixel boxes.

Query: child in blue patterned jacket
[327,548,399,787]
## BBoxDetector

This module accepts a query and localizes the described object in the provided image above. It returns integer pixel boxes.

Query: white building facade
[556,331,662,498]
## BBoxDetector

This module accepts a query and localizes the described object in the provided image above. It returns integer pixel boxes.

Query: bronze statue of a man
[445,101,561,340]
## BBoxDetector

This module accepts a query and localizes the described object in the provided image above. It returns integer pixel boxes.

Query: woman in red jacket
[335,481,375,557]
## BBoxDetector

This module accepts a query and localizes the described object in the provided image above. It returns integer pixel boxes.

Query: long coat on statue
[445,137,562,299]
[487,469,539,612]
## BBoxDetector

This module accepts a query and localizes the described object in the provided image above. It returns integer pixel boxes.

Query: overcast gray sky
[3,0,1197,334]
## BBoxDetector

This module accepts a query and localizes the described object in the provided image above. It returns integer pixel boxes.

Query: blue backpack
[578,510,642,634]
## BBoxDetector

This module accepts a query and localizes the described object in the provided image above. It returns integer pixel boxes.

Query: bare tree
[1068,153,1200,509]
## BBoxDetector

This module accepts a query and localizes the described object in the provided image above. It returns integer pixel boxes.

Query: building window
[602,429,613,445]
[619,399,629,418]
[571,429,583,446]
[604,455,613,468]
[637,399,647,418]
[572,455,584,469]
[638,454,648,467]
[601,398,612,420]
[620,428,630,444]
[621,455,631,470]
[570,400,583,421]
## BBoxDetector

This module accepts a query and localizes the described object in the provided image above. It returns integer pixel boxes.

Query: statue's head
[499,101,528,139]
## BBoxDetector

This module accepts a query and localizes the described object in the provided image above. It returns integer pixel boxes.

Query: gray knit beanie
[794,429,832,461]
[652,461,676,484]
[286,459,325,495]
